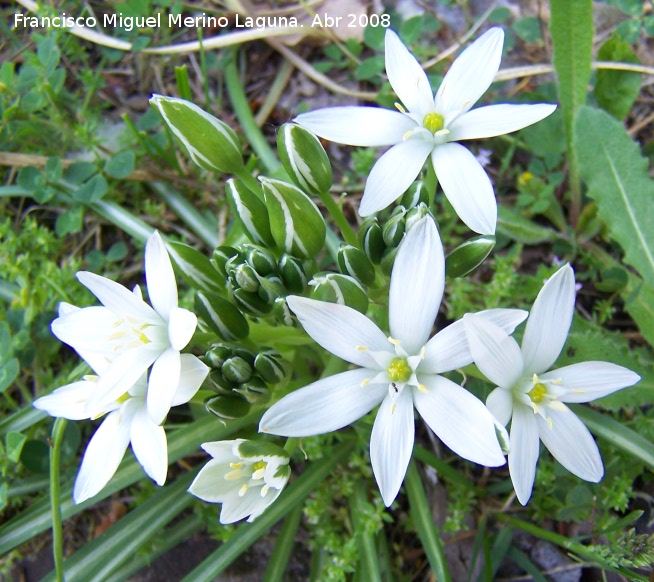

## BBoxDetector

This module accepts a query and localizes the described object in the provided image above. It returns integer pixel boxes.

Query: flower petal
[389,217,444,353]
[432,142,496,234]
[33,381,97,420]
[385,29,434,117]
[76,271,160,324]
[51,306,122,354]
[145,231,178,318]
[147,347,182,424]
[287,296,390,368]
[543,362,640,404]
[370,389,415,506]
[413,375,505,466]
[508,404,540,505]
[521,264,575,374]
[188,457,235,503]
[295,107,415,146]
[359,139,434,216]
[220,489,268,524]
[73,409,132,503]
[130,403,168,485]
[167,306,197,351]
[436,27,504,123]
[448,103,557,141]
[421,308,528,374]
[486,387,514,427]
[170,354,210,407]
[463,314,524,388]
[259,369,386,437]
[537,404,603,482]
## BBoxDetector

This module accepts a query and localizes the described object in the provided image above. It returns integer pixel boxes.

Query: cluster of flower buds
[203,343,287,421]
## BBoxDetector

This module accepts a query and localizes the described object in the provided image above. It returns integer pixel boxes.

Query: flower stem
[350,486,381,582]
[405,461,452,582]
[262,504,303,582]
[50,417,67,582]
[316,190,359,248]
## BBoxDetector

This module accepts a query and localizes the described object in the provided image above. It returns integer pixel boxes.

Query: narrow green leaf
[497,206,561,244]
[576,106,654,287]
[262,505,303,582]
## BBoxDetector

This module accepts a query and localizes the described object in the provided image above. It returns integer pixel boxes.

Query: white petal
[167,307,197,351]
[145,231,178,318]
[220,489,268,524]
[188,458,236,502]
[389,217,444,354]
[359,139,434,216]
[33,381,96,420]
[247,487,284,522]
[448,103,557,141]
[508,404,540,505]
[463,314,524,388]
[486,387,514,427]
[201,439,241,462]
[147,348,181,424]
[436,27,504,123]
[170,354,209,407]
[73,410,131,503]
[421,308,528,374]
[287,296,390,368]
[130,403,168,485]
[543,362,640,404]
[370,389,415,506]
[76,271,159,324]
[432,143,496,235]
[259,369,386,437]
[295,107,414,147]
[385,29,434,117]
[537,405,603,482]
[521,264,575,374]
[413,375,505,466]
[51,306,122,354]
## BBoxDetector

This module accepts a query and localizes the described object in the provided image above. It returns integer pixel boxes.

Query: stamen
[229,462,243,470]
[261,484,270,497]
[356,345,368,351]
[361,378,370,387]
[390,403,396,415]
[420,347,426,359]
[394,102,406,113]
[238,484,249,497]
[387,337,401,346]
[417,384,428,393]
[402,130,412,141]
[252,468,266,480]
[225,469,244,480]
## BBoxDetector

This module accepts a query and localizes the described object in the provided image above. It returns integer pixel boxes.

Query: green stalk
[316,190,359,248]
[262,504,303,582]
[351,486,381,582]
[224,51,280,174]
[405,461,452,582]
[181,439,356,581]
[49,418,67,582]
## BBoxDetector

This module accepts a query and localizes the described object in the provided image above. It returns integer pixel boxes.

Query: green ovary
[423,112,445,133]
[528,382,547,403]
[387,357,412,383]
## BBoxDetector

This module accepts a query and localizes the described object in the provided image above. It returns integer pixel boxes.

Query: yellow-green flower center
[387,357,412,383]
[423,112,445,134]
[528,382,547,403]
[252,461,266,472]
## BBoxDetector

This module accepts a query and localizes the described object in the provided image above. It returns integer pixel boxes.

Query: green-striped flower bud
[382,208,406,248]
[225,179,275,247]
[168,241,225,293]
[234,263,260,293]
[221,356,253,384]
[445,235,495,278]
[310,272,369,314]
[257,275,286,304]
[195,292,249,341]
[358,218,386,264]
[244,245,277,276]
[380,246,399,276]
[204,393,251,421]
[233,375,270,404]
[404,203,431,232]
[278,254,308,293]
[273,297,296,326]
[337,244,375,287]
[204,344,231,369]
[232,346,256,366]
[211,246,239,279]
[400,181,429,209]
[277,123,333,195]
[260,177,326,259]
[150,95,243,173]
[208,369,236,394]
[254,349,287,384]
[231,287,273,317]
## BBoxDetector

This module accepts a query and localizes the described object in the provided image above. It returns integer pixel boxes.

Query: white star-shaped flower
[51,231,199,424]
[295,28,556,234]
[463,265,641,505]
[260,217,527,506]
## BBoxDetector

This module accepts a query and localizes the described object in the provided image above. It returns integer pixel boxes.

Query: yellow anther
[116,392,131,404]
[420,347,426,359]
[394,102,406,113]
[546,417,553,430]
[229,462,243,470]
[361,378,370,387]
[402,130,412,141]
[108,330,128,340]
[418,384,428,393]
[112,318,125,327]
[138,332,151,344]
[261,484,270,497]
[252,468,266,480]
[83,375,99,383]
[390,403,397,415]
[238,484,249,497]
[387,337,401,346]
[356,345,368,351]
[423,112,445,133]
[225,469,244,480]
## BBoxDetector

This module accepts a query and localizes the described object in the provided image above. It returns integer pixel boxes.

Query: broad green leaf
[6,431,27,462]
[575,106,654,287]
[104,150,135,179]
[595,34,641,120]
[0,358,18,393]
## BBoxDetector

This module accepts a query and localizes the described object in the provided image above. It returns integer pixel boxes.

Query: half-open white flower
[51,231,199,424]
[34,306,208,503]
[189,439,291,523]
[295,28,556,235]
[463,264,641,505]
[260,217,526,506]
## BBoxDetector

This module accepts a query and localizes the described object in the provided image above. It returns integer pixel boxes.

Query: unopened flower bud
[382,208,406,247]
[211,246,239,279]
[400,181,429,209]
[225,179,275,247]
[204,393,251,420]
[221,356,253,384]
[358,218,386,264]
[254,349,287,384]
[244,245,278,276]
[233,375,270,404]
[445,235,495,278]
[310,272,369,314]
[195,292,250,341]
[278,254,308,293]
[337,244,375,286]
